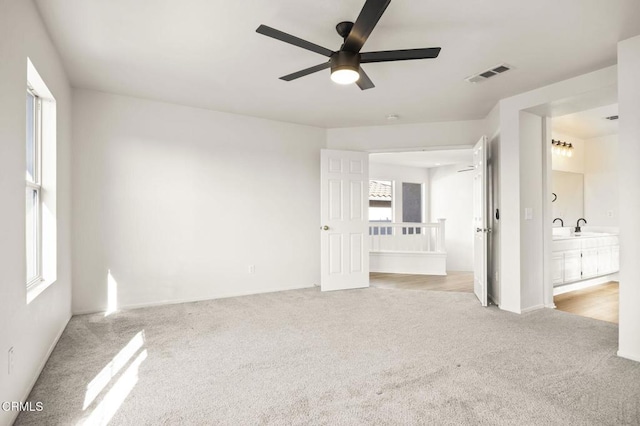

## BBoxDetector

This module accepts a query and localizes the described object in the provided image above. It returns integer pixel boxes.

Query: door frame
[366,143,490,302]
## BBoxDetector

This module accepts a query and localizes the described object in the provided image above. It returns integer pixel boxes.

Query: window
[26,87,42,287]
[369,180,393,222]
[25,58,57,302]
[402,182,423,235]
[402,182,423,223]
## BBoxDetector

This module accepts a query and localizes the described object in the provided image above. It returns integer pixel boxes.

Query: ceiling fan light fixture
[330,51,360,85]
[331,68,360,85]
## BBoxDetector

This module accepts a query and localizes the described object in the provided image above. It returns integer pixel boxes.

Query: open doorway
[366,148,477,294]
[549,104,620,323]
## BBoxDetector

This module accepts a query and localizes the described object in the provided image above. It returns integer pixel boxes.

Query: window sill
[27,278,56,304]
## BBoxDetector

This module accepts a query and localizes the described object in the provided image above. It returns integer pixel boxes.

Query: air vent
[465,63,513,83]
[605,115,619,121]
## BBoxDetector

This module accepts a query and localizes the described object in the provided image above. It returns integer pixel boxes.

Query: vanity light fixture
[551,139,573,157]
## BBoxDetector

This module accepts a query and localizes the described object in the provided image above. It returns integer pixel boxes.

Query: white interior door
[320,149,369,291]
[473,136,489,306]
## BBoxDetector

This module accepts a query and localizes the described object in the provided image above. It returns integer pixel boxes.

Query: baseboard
[617,351,640,363]
[521,304,545,313]
[72,284,315,316]
[498,303,521,314]
[553,273,619,296]
[9,315,71,425]
[488,294,499,307]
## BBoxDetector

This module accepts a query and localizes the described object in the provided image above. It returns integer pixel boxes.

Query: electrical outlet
[8,347,14,375]
[248,265,255,274]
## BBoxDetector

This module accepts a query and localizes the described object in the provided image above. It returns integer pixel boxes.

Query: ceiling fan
[256,0,441,90]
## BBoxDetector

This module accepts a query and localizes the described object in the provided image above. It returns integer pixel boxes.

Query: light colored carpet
[16,287,640,425]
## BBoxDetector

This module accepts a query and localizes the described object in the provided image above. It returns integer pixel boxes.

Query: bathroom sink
[552,231,612,240]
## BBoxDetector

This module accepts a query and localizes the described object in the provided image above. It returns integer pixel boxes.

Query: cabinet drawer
[553,239,581,252]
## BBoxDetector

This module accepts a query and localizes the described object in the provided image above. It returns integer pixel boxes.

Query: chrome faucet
[553,218,563,227]
[575,218,587,233]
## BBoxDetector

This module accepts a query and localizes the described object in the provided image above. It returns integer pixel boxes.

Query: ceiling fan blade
[280,62,331,81]
[342,0,391,53]
[360,48,441,63]
[356,68,375,90]
[256,25,334,57]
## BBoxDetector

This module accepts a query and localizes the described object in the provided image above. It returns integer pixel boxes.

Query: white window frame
[26,85,43,289]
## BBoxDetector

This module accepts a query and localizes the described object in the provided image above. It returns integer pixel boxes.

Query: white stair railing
[368,219,446,253]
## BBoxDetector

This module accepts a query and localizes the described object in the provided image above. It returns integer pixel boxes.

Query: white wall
[72,89,325,314]
[326,119,485,152]
[584,135,619,227]
[519,111,545,310]
[369,162,430,223]
[0,1,73,424]
[498,65,617,313]
[551,132,585,173]
[550,131,619,228]
[617,35,640,362]
[429,165,474,272]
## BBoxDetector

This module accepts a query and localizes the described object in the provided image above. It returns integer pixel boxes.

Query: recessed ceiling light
[386,114,399,121]
[435,163,441,166]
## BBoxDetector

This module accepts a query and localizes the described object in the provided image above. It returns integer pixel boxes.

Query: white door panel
[320,150,369,291]
[473,136,489,306]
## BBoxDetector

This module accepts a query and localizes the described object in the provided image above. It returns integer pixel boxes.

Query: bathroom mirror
[552,171,584,227]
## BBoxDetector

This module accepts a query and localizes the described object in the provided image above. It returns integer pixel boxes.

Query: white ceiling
[370,149,473,169]
[552,104,618,140]
[35,0,640,128]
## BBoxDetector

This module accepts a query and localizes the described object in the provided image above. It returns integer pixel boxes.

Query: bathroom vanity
[552,231,619,286]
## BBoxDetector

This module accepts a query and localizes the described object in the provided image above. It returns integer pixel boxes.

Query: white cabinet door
[552,253,564,285]
[597,246,613,275]
[564,250,582,282]
[582,248,599,279]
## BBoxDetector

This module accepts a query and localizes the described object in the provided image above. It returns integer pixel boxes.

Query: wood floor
[370,271,474,293]
[554,282,619,323]
[371,274,618,324]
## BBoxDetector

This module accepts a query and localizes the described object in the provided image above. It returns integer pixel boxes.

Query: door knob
[322,225,329,231]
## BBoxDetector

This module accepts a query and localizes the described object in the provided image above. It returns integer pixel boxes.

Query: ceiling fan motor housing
[336,21,355,39]
[331,51,361,73]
